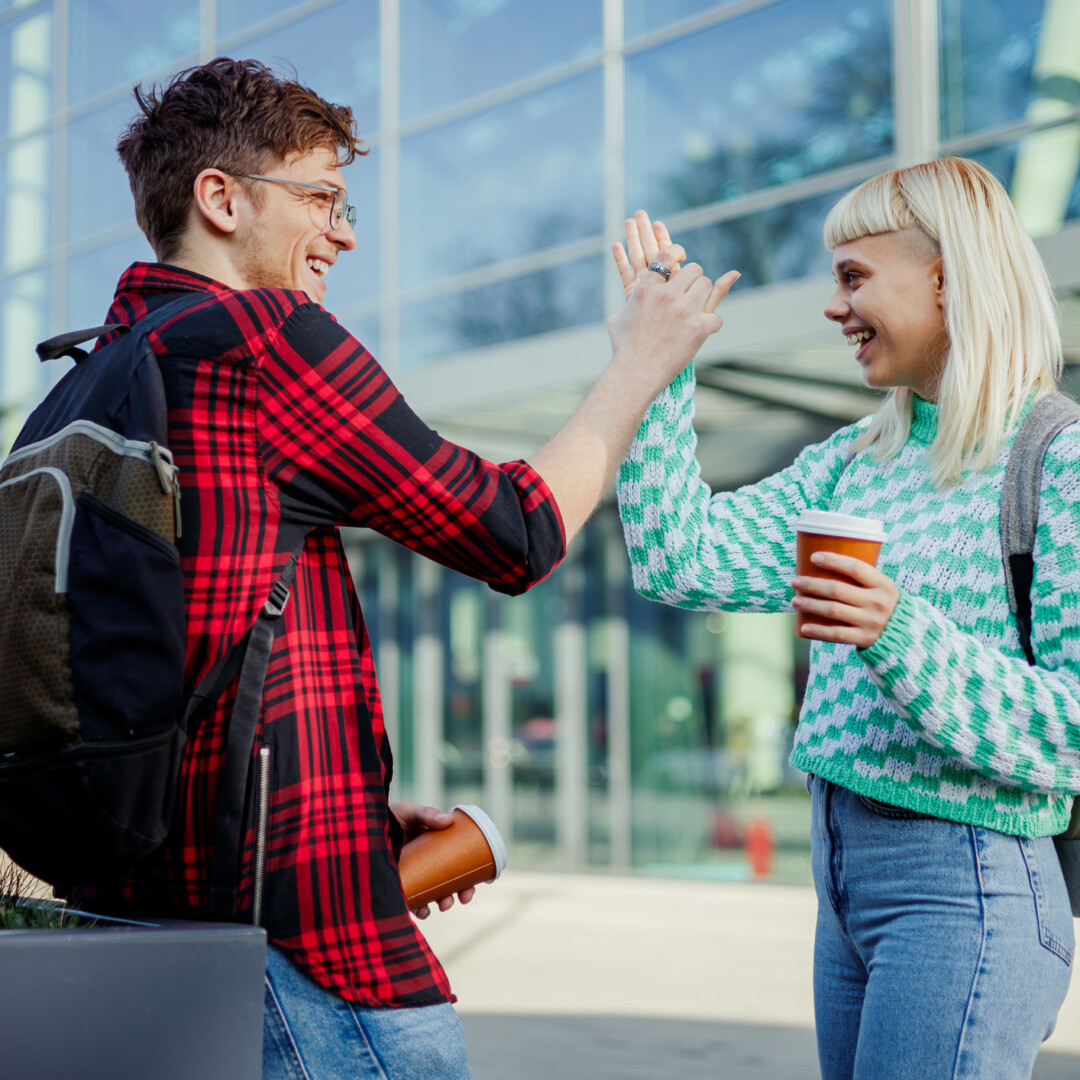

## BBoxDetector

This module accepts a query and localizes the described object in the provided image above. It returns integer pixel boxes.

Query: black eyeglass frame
[232,172,358,230]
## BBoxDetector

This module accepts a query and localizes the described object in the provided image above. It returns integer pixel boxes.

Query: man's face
[236,147,357,305]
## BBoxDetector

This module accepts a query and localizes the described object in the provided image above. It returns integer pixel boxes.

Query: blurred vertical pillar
[605,521,632,870]
[483,594,513,839]
[1011,0,1080,237]
[413,558,444,810]
[378,544,402,801]
[893,0,939,166]
[556,552,588,868]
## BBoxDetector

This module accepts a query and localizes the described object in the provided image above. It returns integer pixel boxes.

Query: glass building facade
[2,0,1079,881]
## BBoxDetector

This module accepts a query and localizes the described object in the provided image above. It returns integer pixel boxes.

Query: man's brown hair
[117,57,366,262]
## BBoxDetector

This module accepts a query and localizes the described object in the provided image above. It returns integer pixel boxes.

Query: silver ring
[647,261,671,281]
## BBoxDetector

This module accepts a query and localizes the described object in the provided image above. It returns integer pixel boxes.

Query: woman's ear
[932,255,945,310]
[191,168,242,235]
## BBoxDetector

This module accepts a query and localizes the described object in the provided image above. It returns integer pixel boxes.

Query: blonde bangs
[823,171,919,250]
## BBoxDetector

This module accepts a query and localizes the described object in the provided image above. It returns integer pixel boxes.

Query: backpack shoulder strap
[1000,393,1080,666]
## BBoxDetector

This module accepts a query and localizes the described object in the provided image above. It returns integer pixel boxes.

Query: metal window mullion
[893,0,940,165]
[213,0,343,54]
[379,0,401,374]
[622,0,781,58]
[200,0,216,60]
[52,0,69,335]
[942,105,1080,157]
[603,0,626,317]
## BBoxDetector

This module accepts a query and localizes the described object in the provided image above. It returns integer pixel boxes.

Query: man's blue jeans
[263,945,473,1080]
[809,776,1073,1080]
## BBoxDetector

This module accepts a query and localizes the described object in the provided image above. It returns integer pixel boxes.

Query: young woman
[614,158,1080,1080]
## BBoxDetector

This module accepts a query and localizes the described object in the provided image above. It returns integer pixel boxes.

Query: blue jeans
[809,776,1073,1080]
[263,945,473,1080]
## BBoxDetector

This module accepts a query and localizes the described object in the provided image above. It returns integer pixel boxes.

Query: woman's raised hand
[606,242,740,395]
[612,211,686,300]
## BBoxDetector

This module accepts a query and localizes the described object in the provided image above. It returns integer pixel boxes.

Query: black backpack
[0,299,300,921]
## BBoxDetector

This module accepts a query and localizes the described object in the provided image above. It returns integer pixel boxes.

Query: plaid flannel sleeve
[257,303,565,593]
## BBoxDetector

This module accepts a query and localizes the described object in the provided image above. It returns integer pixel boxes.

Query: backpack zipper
[252,743,271,927]
[3,418,175,469]
[0,467,76,592]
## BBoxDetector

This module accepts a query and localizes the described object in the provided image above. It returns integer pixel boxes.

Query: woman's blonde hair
[823,156,1062,486]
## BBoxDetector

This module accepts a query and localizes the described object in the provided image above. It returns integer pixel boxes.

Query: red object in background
[711,811,742,849]
[744,819,774,878]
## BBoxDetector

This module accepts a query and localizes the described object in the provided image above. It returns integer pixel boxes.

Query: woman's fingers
[653,219,673,252]
[624,216,647,272]
[635,210,660,264]
[612,242,636,290]
[705,270,741,314]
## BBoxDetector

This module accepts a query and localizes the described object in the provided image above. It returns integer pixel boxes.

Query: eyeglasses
[234,173,357,230]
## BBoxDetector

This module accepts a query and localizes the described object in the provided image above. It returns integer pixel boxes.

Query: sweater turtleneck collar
[910,394,938,445]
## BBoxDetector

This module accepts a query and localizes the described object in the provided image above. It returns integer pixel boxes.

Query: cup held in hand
[398,804,507,910]
[794,510,886,638]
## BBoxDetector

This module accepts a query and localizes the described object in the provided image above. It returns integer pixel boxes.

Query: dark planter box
[0,917,266,1079]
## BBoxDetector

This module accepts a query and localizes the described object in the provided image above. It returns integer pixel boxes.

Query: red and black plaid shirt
[91,263,564,1006]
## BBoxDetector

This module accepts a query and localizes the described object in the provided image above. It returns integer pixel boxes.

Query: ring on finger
[647,261,671,281]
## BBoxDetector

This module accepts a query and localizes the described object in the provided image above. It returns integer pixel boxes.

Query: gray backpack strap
[1000,393,1080,665]
[1000,394,1080,875]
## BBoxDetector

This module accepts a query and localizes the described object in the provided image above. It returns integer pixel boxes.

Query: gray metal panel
[0,922,266,1080]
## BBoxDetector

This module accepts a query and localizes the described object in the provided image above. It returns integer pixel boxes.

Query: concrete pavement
[420,870,1080,1079]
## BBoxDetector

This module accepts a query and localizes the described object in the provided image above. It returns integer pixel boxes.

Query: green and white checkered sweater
[617,366,1080,838]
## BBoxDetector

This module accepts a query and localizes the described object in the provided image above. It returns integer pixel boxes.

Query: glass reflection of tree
[663,16,892,215]
[655,14,891,288]
[446,213,601,350]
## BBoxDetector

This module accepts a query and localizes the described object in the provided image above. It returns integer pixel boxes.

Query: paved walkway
[420,870,1080,1079]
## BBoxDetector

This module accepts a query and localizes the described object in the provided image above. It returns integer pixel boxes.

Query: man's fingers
[703,270,740,314]
[673,261,704,291]
[653,220,673,251]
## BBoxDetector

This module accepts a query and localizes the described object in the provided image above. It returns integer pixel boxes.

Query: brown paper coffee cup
[795,510,886,638]
[398,804,507,910]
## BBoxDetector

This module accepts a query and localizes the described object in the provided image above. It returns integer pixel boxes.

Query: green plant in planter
[0,857,95,930]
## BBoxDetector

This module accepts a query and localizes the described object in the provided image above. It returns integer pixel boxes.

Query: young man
[95,58,733,1079]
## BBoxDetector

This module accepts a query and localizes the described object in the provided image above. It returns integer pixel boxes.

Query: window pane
[321,147,380,309]
[400,256,604,368]
[625,0,893,219]
[676,188,846,290]
[625,0,740,41]
[939,0,1068,140]
[68,97,138,243]
[400,71,603,290]
[968,127,1080,238]
[239,0,379,135]
[1,269,51,449]
[68,0,199,105]
[401,0,601,122]
[217,0,307,41]
[0,8,52,142]
[1,133,50,270]
[66,232,154,331]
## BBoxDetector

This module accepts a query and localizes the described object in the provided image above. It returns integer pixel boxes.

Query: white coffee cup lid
[796,509,886,543]
[453,804,507,879]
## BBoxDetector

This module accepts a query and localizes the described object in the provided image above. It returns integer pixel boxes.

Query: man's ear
[191,168,244,235]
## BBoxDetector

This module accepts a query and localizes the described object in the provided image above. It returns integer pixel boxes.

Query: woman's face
[824,228,948,401]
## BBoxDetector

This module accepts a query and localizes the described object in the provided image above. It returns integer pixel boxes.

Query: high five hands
[606,210,741,395]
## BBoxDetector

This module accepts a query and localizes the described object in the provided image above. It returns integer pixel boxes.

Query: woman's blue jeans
[263,945,473,1080]
[809,776,1073,1080]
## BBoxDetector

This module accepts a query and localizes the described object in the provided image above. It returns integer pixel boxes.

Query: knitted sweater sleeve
[859,427,1080,794]
[616,365,863,613]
